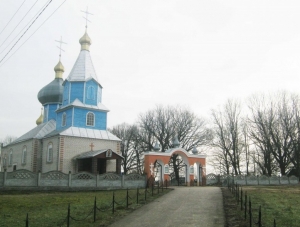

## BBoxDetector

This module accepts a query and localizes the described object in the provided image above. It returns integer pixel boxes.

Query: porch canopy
[74,149,123,174]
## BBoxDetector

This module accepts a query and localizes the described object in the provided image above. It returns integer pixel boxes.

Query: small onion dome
[79,31,91,51]
[36,108,43,125]
[54,60,64,79]
[153,142,160,152]
[192,147,198,154]
[172,136,180,148]
[38,60,64,105]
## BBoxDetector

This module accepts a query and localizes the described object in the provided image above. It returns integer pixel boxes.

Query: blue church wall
[63,82,70,106]
[56,108,73,131]
[48,104,60,121]
[73,108,107,130]
[70,82,84,103]
[85,80,97,105]
[43,104,60,122]
[97,86,102,103]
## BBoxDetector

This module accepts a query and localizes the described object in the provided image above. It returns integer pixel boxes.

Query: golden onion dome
[36,108,44,125]
[54,60,64,79]
[79,31,91,51]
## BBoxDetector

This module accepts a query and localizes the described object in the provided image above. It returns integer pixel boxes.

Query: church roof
[9,120,56,145]
[73,149,123,159]
[65,49,100,84]
[57,98,109,112]
[46,126,121,141]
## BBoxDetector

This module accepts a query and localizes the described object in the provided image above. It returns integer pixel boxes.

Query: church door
[97,159,106,174]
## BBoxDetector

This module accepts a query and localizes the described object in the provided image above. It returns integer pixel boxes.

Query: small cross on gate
[89,142,94,151]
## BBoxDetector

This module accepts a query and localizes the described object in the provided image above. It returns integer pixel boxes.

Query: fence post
[112,192,115,214]
[68,171,72,187]
[237,184,239,203]
[249,207,252,227]
[244,192,247,220]
[258,205,262,227]
[37,171,41,187]
[274,219,276,227]
[126,188,129,208]
[144,187,147,201]
[67,204,70,227]
[240,188,243,210]
[136,188,139,204]
[157,183,159,194]
[25,213,28,227]
[94,197,96,222]
[152,183,154,196]
[3,170,7,186]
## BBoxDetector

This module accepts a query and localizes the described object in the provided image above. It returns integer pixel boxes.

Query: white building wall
[61,136,120,173]
[42,136,60,173]
[1,140,34,172]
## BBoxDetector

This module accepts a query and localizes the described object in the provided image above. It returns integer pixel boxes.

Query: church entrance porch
[74,149,123,174]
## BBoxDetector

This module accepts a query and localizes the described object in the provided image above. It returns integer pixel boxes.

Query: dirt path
[109,187,224,227]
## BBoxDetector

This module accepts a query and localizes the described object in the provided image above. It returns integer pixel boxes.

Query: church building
[1,28,123,174]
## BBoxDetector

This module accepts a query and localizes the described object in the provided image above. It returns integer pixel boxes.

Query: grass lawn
[0,188,172,227]
[239,185,300,227]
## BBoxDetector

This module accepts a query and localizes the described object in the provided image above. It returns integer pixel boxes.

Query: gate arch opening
[144,147,206,186]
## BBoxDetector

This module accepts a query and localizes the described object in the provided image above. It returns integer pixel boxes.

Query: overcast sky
[1,0,300,140]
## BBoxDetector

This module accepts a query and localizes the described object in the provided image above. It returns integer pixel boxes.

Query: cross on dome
[81,7,93,29]
[55,36,67,60]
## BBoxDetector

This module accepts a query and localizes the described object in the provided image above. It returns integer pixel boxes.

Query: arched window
[86,112,95,126]
[62,112,67,127]
[87,86,95,100]
[8,150,13,166]
[22,146,27,164]
[47,143,53,163]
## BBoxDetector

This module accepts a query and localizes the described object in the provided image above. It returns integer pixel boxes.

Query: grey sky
[1,0,300,140]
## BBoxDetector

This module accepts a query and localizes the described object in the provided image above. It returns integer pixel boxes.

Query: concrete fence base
[0,169,146,190]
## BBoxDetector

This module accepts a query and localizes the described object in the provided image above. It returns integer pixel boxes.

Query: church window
[86,112,95,126]
[47,143,53,163]
[62,112,67,127]
[87,86,95,100]
[8,150,13,166]
[22,146,27,164]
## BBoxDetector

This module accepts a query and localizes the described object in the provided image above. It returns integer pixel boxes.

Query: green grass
[0,188,172,227]
[240,185,300,227]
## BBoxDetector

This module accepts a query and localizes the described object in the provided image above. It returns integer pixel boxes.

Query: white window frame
[47,143,53,163]
[62,112,67,127]
[21,146,27,164]
[8,150,13,166]
[86,112,95,126]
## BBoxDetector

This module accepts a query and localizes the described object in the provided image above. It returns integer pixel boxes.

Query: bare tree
[211,99,244,175]
[248,92,295,176]
[109,123,139,174]
[138,105,210,183]
[0,135,17,146]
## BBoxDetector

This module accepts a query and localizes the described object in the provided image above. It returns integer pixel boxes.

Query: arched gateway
[144,147,206,186]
